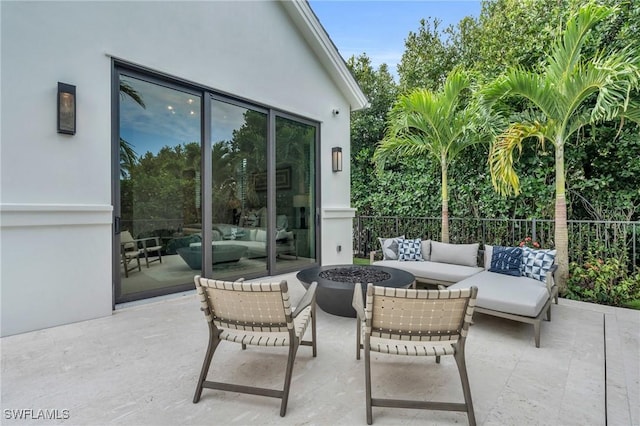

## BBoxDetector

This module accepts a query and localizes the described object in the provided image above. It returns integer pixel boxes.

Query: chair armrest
[352,283,365,319]
[369,250,378,264]
[293,282,317,318]
[138,236,161,248]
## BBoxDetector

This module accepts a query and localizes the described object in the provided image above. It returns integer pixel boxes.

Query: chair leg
[364,340,373,425]
[435,355,441,364]
[311,306,317,357]
[122,252,129,278]
[533,320,541,348]
[356,315,361,360]
[279,343,298,417]
[454,348,476,426]
[546,305,552,321]
[193,328,220,404]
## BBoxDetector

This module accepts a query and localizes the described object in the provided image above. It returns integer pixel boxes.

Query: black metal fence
[353,216,640,270]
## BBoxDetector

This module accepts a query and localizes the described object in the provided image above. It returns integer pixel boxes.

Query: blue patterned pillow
[398,238,423,261]
[521,247,556,283]
[489,246,522,276]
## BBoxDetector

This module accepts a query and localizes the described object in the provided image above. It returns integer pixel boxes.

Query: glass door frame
[111,60,321,307]
[270,111,321,276]
[112,64,204,305]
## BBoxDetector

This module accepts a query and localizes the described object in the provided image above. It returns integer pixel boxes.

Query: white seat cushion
[449,271,550,318]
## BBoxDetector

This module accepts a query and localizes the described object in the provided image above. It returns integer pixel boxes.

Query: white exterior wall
[0,1,357,336]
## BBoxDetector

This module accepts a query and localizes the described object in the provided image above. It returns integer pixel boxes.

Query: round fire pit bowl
[296,264,415,317]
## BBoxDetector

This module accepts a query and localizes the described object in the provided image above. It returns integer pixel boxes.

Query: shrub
[566,255,640,307]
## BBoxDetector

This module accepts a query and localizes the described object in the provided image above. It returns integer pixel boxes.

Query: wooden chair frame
[353,283,478,425]
[193,276,317,417]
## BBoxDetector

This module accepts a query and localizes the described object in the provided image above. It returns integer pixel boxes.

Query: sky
[308,0,482,79]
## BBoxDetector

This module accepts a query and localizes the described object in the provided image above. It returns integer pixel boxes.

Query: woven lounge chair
[193,276,317,417]
[353,283,478,425]
[120,231,141,277]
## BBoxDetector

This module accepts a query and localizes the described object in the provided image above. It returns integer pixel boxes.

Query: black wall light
[57,82,76,135]
[332,147,342,173]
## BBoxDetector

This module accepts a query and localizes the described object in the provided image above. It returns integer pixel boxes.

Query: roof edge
[280,0,369,112]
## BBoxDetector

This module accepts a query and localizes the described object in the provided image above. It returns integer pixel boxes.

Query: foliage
[347,54,399,215]
[518,236,540,249]
[469,0,568,81]
[397,18,460,91]
[374,70,484,242]
[348,0,640,227]
[482,2,640,292]
[566,254,640,307]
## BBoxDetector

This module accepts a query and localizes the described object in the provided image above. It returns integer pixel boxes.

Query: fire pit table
[296,264,416,317]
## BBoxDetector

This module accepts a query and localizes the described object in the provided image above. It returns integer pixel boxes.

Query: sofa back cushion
[421,239,432,261]
[430,241,479,267]
[484,244,493,269]
[255,229,267,242]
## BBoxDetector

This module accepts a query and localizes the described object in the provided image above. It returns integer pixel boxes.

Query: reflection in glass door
[116,69,320,303]
[117,74,201,302]
[209,98,269,279]
[275,116,317,273]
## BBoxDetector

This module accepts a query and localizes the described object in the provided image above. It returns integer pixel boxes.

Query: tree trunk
[554,140,568,293]
[441,156,449,243]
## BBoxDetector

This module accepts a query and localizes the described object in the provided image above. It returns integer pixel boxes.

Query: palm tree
[119,80,146,177]
[483,3,639,292]
[373,70,481,243]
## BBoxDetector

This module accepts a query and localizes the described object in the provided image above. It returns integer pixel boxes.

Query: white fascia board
[280,0,369,111]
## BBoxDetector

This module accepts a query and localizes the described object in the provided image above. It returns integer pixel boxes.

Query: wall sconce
[57,82,76,135]
[332,147,342,173]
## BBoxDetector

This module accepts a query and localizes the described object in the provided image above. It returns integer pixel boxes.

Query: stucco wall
[0,1,355,336]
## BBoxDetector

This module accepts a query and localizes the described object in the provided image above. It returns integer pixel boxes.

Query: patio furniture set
[189,238,559,424]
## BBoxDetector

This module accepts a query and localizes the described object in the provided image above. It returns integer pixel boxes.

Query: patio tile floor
[1,272,638,425]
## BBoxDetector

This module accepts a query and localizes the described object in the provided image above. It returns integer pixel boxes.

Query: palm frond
[618,101,640,124]
[488,121,549,196]
[120,81,146,108]
[546,3,614,83]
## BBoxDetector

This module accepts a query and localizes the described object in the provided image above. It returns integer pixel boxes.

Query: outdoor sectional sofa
[371,239,558,347]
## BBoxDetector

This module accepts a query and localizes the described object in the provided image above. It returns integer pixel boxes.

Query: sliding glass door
[116,73,202,302]
[114,66,319,303]
[274,116,317,274]
[208,98,269,278]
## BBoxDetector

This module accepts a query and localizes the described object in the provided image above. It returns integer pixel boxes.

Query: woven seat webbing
[219,306,313,347]
[195,277,293,331]
[364,285,474,341]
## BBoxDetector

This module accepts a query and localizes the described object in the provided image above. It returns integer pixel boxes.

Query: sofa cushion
[255,229,267,242]
[398,238,423,261]
[490,246,522,276]
[421,239,432,261]
[522,247,556,283]
[378,235,404,260]
[430,241,479,267]
[450,271,550,318]
[484,244,493,269]
[373,260,483,284]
